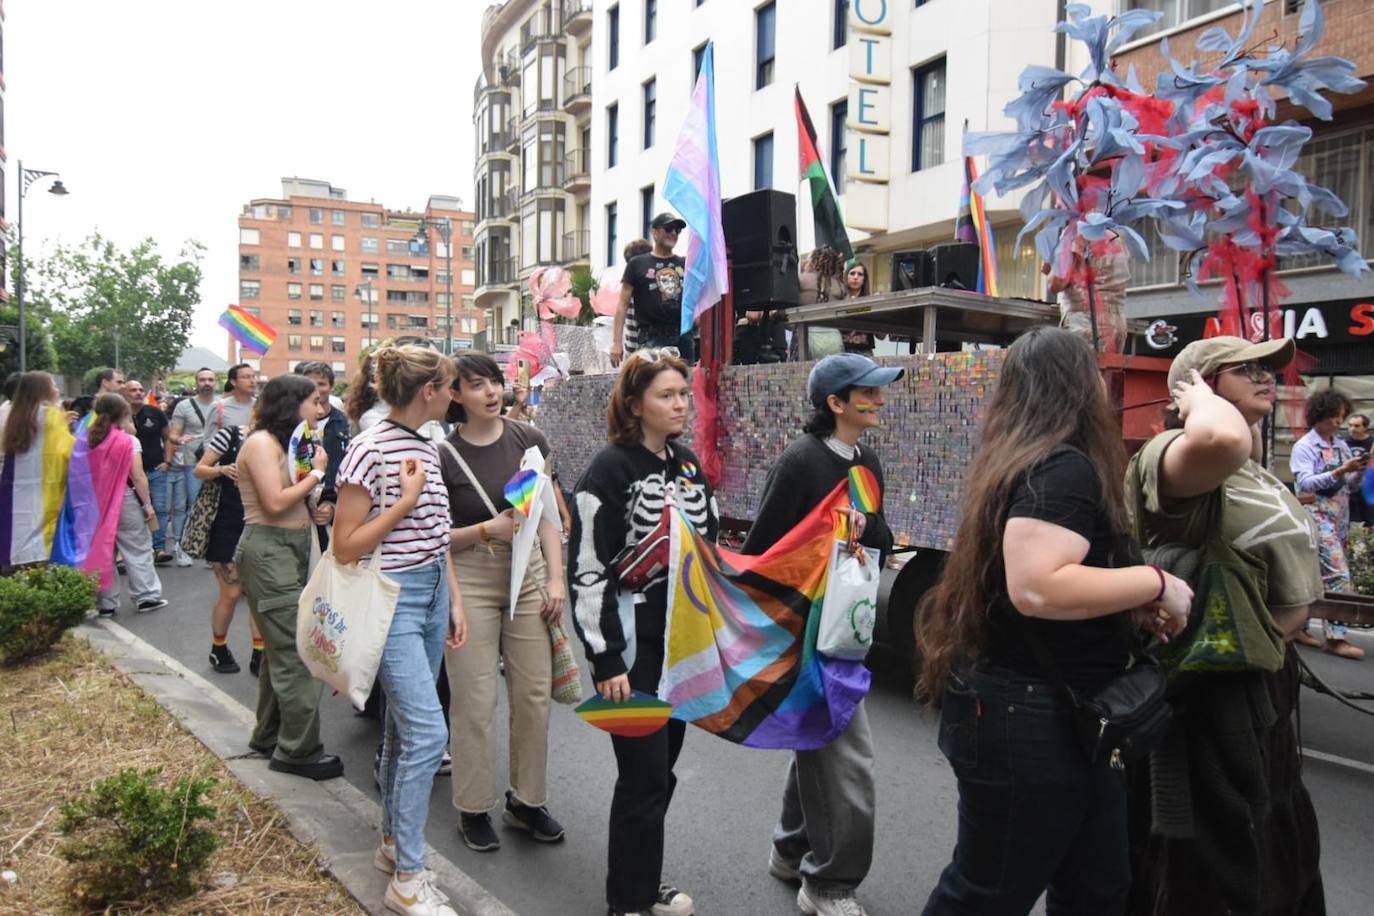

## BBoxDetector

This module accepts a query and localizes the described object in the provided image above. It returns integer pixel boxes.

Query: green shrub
[0,564,98,665]
[1349,526,1374,596]
[59,767,220,907]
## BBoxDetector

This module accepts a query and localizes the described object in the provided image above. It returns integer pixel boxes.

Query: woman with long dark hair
[234,373,335,779]
[569,348,716,916]
[0,372,74,570]
[840,261,875,356]
[917,327,1191,916]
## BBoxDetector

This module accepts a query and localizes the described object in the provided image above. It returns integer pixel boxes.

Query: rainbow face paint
[853,401,879,414]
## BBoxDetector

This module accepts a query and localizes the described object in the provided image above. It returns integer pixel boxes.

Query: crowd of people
[1,299,1368,916]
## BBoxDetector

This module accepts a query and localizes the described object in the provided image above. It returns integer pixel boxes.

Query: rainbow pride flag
[955,154,1000,297]
[575,691,673,738]
[219,304,277,355]
[0,406,75,566]
[660,470,875,749]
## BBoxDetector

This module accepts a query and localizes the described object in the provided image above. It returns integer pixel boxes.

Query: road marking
[1302,748,1374,776]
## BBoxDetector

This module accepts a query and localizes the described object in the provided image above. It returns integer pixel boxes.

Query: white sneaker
[373,844,449,903]
[385,872,455,916]
[797,885,866,916]
[651,883,693,916]
[768,847,802,883]
[174,543,193,567]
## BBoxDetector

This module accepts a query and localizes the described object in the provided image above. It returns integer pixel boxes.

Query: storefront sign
[1142,298,1374,355]
[846,0,892,231]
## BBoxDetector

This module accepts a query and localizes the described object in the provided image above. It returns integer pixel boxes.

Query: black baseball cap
[651,212,686,232]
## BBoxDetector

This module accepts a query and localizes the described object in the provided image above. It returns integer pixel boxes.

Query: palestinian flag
[795,87,853,260]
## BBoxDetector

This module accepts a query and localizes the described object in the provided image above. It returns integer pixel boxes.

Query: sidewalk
[78,618,514,916]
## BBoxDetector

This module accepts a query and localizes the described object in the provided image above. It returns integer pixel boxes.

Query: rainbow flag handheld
[660,471,874,750]
[848,466,880,514]
[574,691,673,738]
[287,421,315,482]
[219,304,277,355]
[504,468,539,517]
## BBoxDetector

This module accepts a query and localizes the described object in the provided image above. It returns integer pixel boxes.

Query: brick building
[235,177,478,378]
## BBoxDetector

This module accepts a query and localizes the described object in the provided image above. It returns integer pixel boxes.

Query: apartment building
[1,2,8,301]
[472,0,594,347]
[235,178,477,377]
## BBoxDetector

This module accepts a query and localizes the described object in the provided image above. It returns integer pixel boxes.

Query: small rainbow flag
[219,304,277,355]
[848,465,880,514]
[288,421,315,482]
[574,691,672,738]
[504,468,539,517]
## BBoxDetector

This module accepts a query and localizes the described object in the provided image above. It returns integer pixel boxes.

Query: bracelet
[479,522,489,542]
[1147,564,1166,603]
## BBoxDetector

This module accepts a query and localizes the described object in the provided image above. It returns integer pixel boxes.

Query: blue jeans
[922,663,1130,916]
[167,465,201,545]
[147,469,170,552]
[636,323,696,362]
[377,557,450,874]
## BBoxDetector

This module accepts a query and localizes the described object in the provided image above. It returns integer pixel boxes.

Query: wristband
[479,522,489,542]
[1147,564,1166,603]
[309,468,325,482]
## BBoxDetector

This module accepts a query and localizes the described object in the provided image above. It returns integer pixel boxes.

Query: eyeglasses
[1221,361,1275,383]
[626,346,681,364]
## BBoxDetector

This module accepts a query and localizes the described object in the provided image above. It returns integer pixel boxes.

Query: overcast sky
[8,0,492,355]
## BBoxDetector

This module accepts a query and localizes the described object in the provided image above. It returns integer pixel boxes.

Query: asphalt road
[112,563,1374,916]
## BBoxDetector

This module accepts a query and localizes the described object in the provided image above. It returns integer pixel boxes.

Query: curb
[77,619,515,916]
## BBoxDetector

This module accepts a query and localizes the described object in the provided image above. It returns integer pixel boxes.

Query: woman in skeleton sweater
[569,347,717,916]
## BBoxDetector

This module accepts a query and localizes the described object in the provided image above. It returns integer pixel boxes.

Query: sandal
[1324,639,1365,660]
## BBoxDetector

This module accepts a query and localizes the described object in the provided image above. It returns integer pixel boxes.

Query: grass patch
[0,636,366,915]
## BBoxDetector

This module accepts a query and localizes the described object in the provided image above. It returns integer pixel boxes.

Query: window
[436,270,452,286]
[288,334,302,350]
[331,235,345,251]
[834,0,848,49]
[332,286,346,304]
[309,207,323,224]
[239,254,259,271]
[608,4,620,70]
[332,209,345,225]
[240,279,260,299]
[1127,0,1238,38]
[693,43,707,82]
[387,263,412,281]
[436,292,452,307]
[640,185,655,240]
[287,257,300,274]
[310,309,324,325]
[642,79,656,149]
[331,337,347,353]
[288,231,302,247]
[309,233,324,249]
[644,0,656,43]
[310,258,324,276]
[606,202,619,265]
[288,282,303,300]
[831,99,848,193]
[361,212,380,228]
[386,238,414,256]
[310,336,325,351]
[461,219,475,235]
[756,2,776,89]
[360,262,380,277]
[753,132,774,190]
[361,237,379,253]
[278,206,293,219]
[461,246,474,259]
[607,103,620,168]
[240,228,260,245]
[331,258,345,276]
[912,58,947,171]
[288,308,303,325]
[309,284,324,301]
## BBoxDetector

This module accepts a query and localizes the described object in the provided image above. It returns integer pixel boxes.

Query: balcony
[482,130,513,156]
[519,21,560,53]
[478,188,517,227]
[563,148,590,193]
[562,229,591,266]
[563,0,592,36]
[563,67,592,115]
[474,257,518,308]
[527,162,567,195]
[505,124,522,152]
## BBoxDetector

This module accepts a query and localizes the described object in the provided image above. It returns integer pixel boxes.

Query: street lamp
[16,161,70,372]
[354,280,376,352]
[415,215,454,355]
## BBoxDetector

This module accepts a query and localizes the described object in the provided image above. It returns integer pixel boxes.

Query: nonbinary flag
[664,41,729,337]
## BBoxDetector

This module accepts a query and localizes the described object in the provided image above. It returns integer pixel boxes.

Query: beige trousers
[446,540,553,812]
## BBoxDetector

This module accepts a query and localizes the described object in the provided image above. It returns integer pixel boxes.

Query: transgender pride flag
[664,41,729,336]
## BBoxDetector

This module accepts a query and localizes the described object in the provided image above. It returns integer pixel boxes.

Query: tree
[25,232,204,381]
[0,302,58,380]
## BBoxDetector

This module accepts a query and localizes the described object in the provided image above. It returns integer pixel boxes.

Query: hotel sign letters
[846,0,891,231]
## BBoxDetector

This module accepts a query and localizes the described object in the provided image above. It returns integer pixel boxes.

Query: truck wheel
[879,550,947,680]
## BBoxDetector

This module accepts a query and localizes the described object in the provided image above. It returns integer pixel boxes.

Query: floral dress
[1291,429,1356,640]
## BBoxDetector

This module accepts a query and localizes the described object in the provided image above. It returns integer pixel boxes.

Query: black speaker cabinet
[928,241,981,290]
[891,250,934,290]
[722,189,800,309]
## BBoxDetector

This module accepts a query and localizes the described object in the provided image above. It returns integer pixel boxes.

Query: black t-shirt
[983,446,1135,694]
[621,252,686,329]
[133,405,169,473]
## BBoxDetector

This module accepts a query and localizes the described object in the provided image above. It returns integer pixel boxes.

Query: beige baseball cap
[1167,335,1295,391]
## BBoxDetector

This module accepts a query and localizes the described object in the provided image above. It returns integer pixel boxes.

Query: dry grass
[0,636,367,915]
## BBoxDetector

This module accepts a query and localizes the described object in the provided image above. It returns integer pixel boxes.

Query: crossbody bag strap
[188,398,205,426]
[440,438,500,519]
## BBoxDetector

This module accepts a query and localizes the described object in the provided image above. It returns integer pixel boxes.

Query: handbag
[180,427,240,559]
[296,440,401,711]
[548,618,584,705]
[817,534,880,660]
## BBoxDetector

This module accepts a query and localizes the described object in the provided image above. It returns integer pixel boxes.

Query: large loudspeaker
[722,189,800,309]
[928,241,981,291]
[891,250,934,290]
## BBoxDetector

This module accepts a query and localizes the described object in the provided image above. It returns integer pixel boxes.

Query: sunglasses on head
[626,346,681,364]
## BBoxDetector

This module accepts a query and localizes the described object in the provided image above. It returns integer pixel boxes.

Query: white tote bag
[817,539,881,660]
[296,446,401,710]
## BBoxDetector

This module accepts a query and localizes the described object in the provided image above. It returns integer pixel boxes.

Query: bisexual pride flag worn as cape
[659,469,876,750]
[0,405,75,566]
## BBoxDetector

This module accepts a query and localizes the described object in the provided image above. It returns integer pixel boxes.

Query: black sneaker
[97,607,117,619]
[154,551,174,566]
[209,644,241,674]
[249,648,263,677]
[136,598,168,613]
[502,790,565,843]
[458,812,501,852]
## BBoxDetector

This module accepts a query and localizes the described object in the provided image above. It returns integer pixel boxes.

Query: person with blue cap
[740,352,903,916]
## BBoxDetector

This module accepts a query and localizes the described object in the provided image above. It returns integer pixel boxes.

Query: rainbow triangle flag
[660,471,874,750]
[574,691,673,738]
[219,304,277,355]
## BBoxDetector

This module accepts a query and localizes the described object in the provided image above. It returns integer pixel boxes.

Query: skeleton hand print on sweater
[568,442,718,682]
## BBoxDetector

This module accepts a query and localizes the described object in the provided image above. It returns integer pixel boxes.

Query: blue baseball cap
[806,353,904,406]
